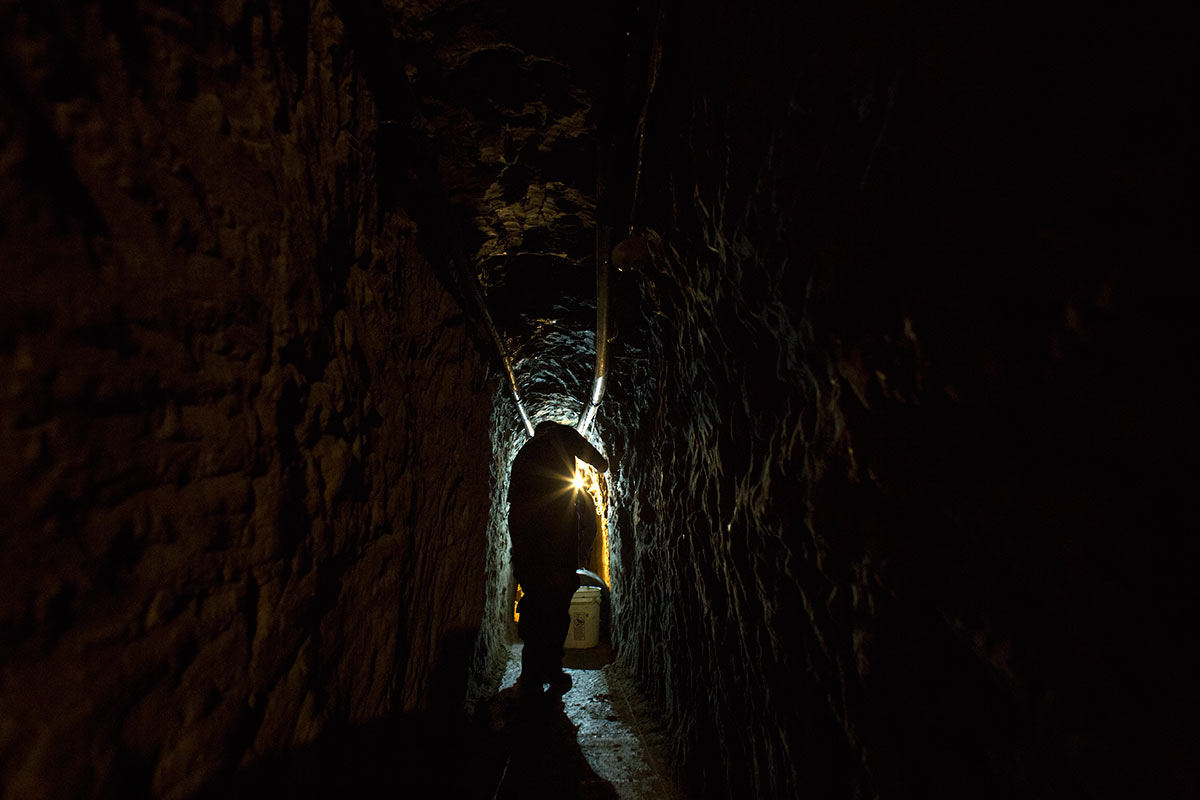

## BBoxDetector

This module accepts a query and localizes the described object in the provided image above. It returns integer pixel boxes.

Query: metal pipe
[464,264,536,438]
[578,224,611,436]
[578,0,664,436]
[422,148,536,440]
[627,0,666,237]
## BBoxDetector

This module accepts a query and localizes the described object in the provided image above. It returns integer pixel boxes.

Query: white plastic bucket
[564,586,602,649]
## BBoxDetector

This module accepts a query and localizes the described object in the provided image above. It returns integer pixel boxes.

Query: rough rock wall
[613,2,1196,798]
[0,2,493,796]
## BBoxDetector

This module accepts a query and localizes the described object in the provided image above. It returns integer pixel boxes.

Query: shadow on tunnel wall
[194,686,619,800]
[194,710,499,799]
[196,630,495,799]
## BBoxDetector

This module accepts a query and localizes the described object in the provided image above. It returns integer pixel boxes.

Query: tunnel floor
[476,640,683,799]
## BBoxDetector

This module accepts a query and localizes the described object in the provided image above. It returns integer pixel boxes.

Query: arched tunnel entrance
[1,1,1195,799]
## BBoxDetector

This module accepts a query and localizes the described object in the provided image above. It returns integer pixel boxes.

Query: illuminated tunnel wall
[2,1,1195,798]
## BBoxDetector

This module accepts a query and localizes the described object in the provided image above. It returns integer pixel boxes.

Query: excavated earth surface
[2,1,1196,799]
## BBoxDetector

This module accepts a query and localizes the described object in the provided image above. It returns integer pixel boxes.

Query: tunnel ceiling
[362,0,658,420]
[394,14,593,310]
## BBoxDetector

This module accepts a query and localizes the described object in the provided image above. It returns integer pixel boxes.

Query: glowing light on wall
[575,458,610,589]
[512,458,610,623]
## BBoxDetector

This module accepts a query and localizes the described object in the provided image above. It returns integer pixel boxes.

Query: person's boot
[545,670,572,694]
[544,648,571,693]
[516,673,544,702]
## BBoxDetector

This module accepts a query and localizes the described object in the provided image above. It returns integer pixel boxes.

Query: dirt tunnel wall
[0,3,498,795]
[605,2,1197,798]
[2,1,1196,799]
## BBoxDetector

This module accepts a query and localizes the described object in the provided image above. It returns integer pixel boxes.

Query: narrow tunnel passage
[1,1,1196,799]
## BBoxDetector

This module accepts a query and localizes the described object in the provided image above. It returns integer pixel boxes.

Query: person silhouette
[508,421,609,692]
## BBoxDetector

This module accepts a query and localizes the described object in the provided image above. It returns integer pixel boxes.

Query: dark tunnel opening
[2,0,1198,798]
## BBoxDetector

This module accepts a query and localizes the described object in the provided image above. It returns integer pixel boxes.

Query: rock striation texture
[2,1,1196,799]
[1,2,493,795]
[606,2,1198,798]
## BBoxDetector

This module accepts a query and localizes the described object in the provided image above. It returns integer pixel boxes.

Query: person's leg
[516,580,550,684]
[540,570,580,685]
[510,522,549,687]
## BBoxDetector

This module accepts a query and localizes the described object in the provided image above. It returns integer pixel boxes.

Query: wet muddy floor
[478,641,683,799]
